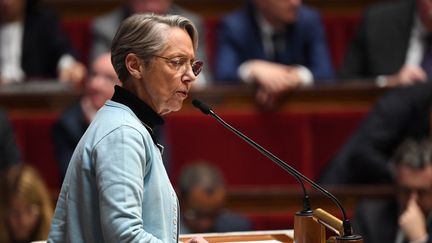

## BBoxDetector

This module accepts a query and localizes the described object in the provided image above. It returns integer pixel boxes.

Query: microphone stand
[192,99,362,242]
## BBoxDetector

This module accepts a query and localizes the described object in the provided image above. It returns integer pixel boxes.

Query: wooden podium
[179,208,363,243]
[180,229,294,243]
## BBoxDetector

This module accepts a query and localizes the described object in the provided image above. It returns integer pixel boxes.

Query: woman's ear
[125,53,144,80]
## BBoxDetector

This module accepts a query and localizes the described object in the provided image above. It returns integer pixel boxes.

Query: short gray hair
[178,162,225,199]
[392,138,432,170]
[111,13,199,82]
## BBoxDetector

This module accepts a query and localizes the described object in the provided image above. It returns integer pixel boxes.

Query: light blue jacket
[48,100,178,243]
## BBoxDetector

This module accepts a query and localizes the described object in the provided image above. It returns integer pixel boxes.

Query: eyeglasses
[153,55,203,76]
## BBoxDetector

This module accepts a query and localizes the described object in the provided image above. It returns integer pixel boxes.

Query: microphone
[192,99,361,240]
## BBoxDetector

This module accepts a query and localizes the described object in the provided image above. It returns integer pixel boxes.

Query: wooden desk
[0,81,81,113]
[183,82,386,113]
[0,82,385,113]
[180,229,294,243]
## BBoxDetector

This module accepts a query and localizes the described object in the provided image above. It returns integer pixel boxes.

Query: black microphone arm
[191,99,353,237]
[192,99,312,213]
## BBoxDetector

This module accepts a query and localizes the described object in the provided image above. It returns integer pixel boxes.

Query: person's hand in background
[399,194,428,242]
[59,61,87,88]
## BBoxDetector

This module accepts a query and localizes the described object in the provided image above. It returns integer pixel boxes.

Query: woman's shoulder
[90,101,147,137]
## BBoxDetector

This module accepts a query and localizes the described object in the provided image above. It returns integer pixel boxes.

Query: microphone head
[192,99,212,115]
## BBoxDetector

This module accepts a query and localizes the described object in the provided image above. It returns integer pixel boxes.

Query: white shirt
[0,21,25,83]
[237,12,313,86]
[376,14,429,87]
[0,21,78,84]
[405,14,428,67]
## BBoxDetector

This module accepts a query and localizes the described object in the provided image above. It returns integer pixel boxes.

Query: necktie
[271,31,285,63]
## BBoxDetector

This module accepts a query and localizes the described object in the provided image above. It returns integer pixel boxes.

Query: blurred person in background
[0,109,21,173]
[0,0,86,85]
[52,52,120,180]
[178,162,252,234]
[214,0,334,107]
[90,0,210,89]
[0,165,54,243]
[319,81,432,185]
[353,139,432,243]
[339,0,432,87]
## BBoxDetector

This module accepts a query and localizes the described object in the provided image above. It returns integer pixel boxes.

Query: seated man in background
[214,0,334,107]
[0,109,20,173]
[339,0,432,87]
[178,162,252,234]
[90,0,210,88]
[0,0,86,85]
[52,52,120,180]
[319,81,432,185]
[353,139,432,243]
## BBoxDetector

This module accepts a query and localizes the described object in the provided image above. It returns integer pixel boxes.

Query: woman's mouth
[176,90,188,98]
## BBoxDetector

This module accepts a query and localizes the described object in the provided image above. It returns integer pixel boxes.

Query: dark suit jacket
[21,8,77,80]
[353,199,432,243]
[52,104,88,180]
[338,0,416,80]
[319,81,432,185]
[353,199,400,243]
[0,110,21,172]
[214,2,334,83]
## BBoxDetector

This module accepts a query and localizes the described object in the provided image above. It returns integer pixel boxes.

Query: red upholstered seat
[166,110,367,188]
[322,15,361,69]
[166,112,311,187]
[10,114,61,191]
[247,212,294,231]
[309,111,367,179]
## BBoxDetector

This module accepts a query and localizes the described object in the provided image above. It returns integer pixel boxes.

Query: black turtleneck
[111,85,164,147]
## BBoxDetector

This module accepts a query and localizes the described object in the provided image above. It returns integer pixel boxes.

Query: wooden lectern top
[179,229,293,243]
